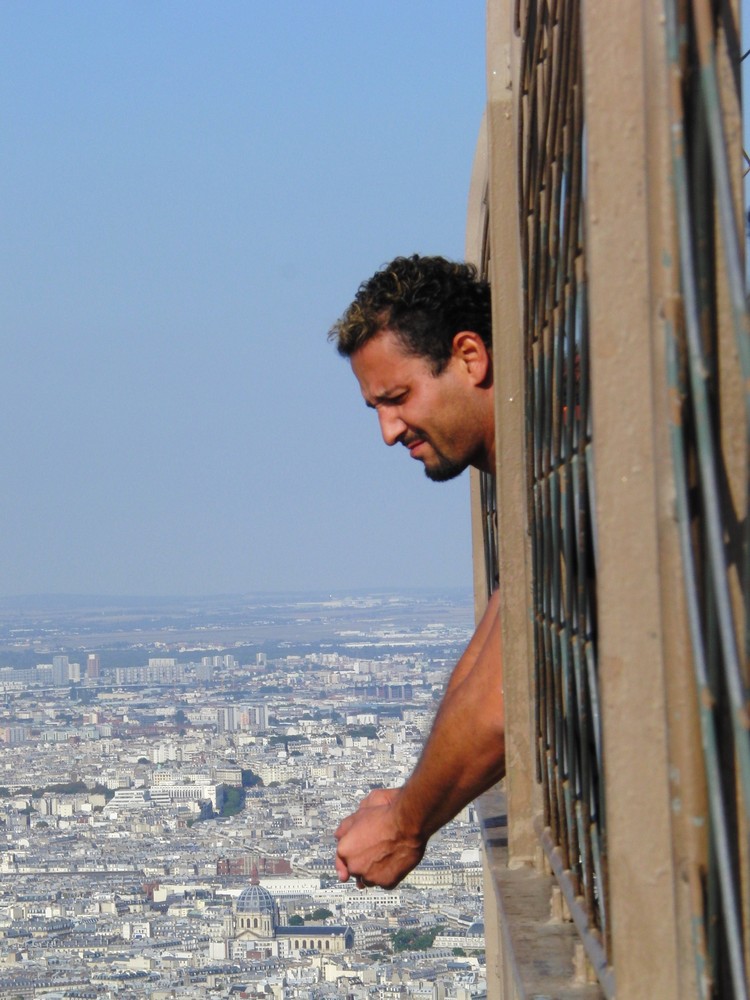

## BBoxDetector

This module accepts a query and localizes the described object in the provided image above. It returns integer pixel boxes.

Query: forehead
[350,329,433,401]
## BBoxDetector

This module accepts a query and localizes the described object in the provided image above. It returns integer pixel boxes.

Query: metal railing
[515,0,610,990]
[474,1,749,995]
[479,470,499,602]
[665,0,750,996]
[477,211,500,605]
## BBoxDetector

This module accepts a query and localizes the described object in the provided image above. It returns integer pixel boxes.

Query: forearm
[395,604,505,839]
[444,589,501,694]
[334,594,505,890]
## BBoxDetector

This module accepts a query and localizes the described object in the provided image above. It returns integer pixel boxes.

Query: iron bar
[520,0,608,983]
[664,0,750,994]
[537,822,615,998]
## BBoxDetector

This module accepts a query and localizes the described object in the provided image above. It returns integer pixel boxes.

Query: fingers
[334,789,403,890]
[334,814,354,840]
[335,789,399,840]
[336,825,371,888]
[358,787,397,809]
[336,846,369,889]
[334,852,349,882]
[335,803,376,838]
[337,851,374,889]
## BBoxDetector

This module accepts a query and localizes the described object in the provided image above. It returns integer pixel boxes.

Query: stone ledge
[478,785,603,1000]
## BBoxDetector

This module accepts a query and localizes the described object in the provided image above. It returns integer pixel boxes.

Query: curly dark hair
[329,255,491,374]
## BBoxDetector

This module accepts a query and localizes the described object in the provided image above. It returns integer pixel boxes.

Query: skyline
[0,589,485,994]
[1,3,485,597]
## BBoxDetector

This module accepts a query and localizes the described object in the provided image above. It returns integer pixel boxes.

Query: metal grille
[479,470,498,600]
[477,208,500,603]
[516,0,610,988]
[665,1,750,997]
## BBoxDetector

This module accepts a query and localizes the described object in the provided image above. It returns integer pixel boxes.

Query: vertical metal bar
[663,0,750,993]
[521,0,607,976]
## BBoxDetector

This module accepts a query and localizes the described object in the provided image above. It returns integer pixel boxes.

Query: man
[329,255,505,891]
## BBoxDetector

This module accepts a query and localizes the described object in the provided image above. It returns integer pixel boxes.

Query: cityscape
[0,591,489,999]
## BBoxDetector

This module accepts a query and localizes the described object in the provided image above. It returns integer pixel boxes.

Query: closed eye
[367,392,408,410]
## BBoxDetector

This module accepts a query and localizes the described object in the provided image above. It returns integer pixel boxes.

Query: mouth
[406,438,428,458]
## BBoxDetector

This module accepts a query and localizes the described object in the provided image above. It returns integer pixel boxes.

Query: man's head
[330,256,495,481]
[329,255,491,375]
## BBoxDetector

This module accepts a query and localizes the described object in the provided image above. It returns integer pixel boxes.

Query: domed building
[221,875,354,961]
[235,882,279,939]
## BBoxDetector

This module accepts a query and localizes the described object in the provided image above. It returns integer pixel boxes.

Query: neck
[472,401,496,475]
[472,448,496,476]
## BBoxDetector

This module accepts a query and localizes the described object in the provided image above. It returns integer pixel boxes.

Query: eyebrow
[364,389,407,409]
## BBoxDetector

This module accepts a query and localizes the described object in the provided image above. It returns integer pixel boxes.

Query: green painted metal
[664,0,749,995]
[516,0,610,988]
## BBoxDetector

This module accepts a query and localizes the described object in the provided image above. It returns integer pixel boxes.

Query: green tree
[391,925,445,952]
[90,783,114,802]
[348,724,378,740]
[288,914,304,926]
[241,768,263,788]
[44,781,88,795]
[310,908,333,921]
[220,787,245,818]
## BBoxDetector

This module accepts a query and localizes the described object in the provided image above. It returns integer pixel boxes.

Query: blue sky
[1,2,486,596]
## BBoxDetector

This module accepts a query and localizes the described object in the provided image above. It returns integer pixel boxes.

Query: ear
[451,331,492,385]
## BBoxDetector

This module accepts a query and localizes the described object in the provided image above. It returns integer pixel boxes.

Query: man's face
[350,329,484,482]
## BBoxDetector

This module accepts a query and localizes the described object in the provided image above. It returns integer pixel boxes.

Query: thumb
[334,853,350,882]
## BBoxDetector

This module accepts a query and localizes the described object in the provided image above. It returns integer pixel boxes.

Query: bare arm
[335,590,505,889]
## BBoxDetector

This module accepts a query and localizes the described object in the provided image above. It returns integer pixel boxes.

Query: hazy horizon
[0,585,474,603]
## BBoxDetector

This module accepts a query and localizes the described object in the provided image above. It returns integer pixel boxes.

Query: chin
[424,460,468,483]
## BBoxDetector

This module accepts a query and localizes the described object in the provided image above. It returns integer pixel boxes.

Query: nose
[377,408,407,447]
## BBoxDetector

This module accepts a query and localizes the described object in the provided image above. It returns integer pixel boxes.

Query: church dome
[236,883,277,918]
